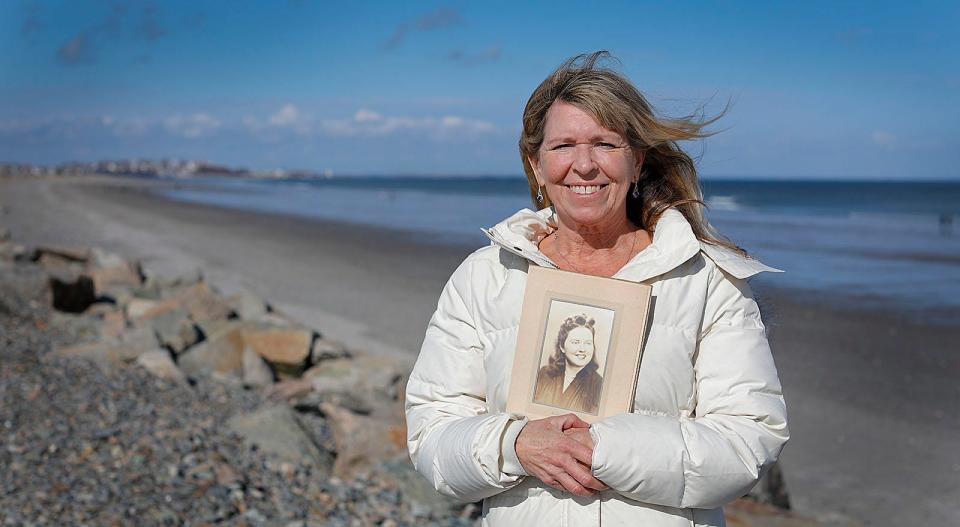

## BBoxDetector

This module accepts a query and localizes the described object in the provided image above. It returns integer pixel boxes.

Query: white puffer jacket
[405,207,789,527]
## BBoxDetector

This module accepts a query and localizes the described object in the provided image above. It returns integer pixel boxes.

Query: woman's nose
[572,144,597,174]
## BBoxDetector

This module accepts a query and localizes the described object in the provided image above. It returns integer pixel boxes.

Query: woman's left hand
[563,427,594,450]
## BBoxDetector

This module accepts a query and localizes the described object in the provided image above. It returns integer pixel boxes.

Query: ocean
[158,176,960,323]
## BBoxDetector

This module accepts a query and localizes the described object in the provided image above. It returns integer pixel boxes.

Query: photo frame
[506,265,653,423]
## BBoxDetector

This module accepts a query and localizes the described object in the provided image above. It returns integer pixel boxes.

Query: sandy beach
[2,174,957,526]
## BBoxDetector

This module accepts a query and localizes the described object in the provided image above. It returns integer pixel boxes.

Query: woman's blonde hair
[519,51,744,255]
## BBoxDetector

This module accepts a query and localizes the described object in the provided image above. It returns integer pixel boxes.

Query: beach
[2,174,958,526]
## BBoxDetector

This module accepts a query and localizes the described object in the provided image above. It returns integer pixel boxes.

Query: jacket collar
[482,207,781,281]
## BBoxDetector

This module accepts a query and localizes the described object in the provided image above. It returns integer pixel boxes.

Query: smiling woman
[405,51,788,527]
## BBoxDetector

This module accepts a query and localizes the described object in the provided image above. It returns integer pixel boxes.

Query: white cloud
[321,109,495,138]
[269,104,300,126]
[354,109,382,122]
[244,103,312,135]
[163,113,221,138]
[240,106,496,141]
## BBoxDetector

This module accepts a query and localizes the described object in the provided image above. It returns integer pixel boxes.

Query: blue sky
[1,1,958,179]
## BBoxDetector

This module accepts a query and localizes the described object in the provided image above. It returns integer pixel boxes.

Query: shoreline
[3,173,958,525]
[85,174,960,326]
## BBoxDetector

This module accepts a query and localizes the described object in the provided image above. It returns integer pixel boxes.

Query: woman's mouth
[567,184,607,195]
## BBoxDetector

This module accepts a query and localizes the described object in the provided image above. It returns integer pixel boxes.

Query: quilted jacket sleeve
[590,264,789,509]
[405,257,525,503]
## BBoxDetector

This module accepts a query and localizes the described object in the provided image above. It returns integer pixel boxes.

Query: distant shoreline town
[0,159,329,180]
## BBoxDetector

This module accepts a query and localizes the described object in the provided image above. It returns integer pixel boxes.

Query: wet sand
[2,174,957,526]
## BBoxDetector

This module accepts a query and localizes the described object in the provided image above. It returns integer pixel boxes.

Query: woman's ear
[634,149,646,176]
[528,154,544,187]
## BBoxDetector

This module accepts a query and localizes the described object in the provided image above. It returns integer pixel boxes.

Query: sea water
[160,176,960,322]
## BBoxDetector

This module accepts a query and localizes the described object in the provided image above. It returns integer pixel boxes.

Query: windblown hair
[519,51,745,255]
[544,313,597,377]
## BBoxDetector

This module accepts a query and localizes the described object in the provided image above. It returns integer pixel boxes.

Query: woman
[533,314,603,415]
[405,52,788,526]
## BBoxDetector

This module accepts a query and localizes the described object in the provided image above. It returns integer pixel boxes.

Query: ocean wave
[706,195,741,211]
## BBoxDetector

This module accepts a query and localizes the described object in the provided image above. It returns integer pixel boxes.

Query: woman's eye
[596,142,616,149]
[552,144,572,150]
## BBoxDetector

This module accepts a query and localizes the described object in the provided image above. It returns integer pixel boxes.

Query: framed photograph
[506,265,653,423]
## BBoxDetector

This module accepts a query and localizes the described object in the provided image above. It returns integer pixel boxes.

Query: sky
[1,0,958,179]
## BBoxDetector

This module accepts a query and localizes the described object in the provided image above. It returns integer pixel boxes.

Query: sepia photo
[506,265,653,423]
[532,301,616,415]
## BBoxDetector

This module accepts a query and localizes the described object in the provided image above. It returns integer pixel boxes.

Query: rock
[256,311,298,327]
[242,346,274,388]
[213,462,240,487]
[84,248,142,292]
[118,326,159,352]
[97,284,134,309]
[226,404,333,473]
[195,318,236,341]
[304,355,407,406]
[87,247,127,270]
[148,307,198,354]
[137,281,233,325]
[226,289,269,320]
[126,298,158,320]
[0,261,48,316]
[32,245,90,264]
[309,338,351,364]
[98,310,126,339]
[87,263,141,292]
[49,274,96,313]
[136,349,187,384]
[83,302,116,317]
[48,312,101,343]
[54,327,159,364]
[320,403,404,479]
[177,323,244,379]
[0,242,27,261]
[377,459,464,518]
[142,268,204,290]
[240,322,312,373]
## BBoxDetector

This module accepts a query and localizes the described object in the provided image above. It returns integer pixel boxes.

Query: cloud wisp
[383,6,463,49]
[56,1,168,66]
[242,104,495,140]
[447,45,501,66]
[20,1,45,37]
[321,108,495,138]
[163,113,222,139]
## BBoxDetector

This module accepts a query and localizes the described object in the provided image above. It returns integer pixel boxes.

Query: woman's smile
[567,184,608,196]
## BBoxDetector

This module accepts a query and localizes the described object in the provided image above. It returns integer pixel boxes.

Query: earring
[631,180,640,199]
[536,186,544,203]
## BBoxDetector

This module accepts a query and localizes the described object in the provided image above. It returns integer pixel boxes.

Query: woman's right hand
[515,413,608,497]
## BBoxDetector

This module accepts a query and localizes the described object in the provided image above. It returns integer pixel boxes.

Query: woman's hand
[563,426,594,449]
[515,414,607,497]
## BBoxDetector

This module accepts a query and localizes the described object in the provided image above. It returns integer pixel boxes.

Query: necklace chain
[553,230,639,274]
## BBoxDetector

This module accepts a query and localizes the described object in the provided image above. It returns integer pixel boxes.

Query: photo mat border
[506,265,653,423]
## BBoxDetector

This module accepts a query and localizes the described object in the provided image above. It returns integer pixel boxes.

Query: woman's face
[562,326,595,368]
[529,100,643,228]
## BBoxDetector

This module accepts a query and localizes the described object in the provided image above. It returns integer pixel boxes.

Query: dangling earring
[631,179,640,199]
[536,186,544,204]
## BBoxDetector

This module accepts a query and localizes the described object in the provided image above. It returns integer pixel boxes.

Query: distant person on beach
[406,51,788,526]
[533,314,603,415]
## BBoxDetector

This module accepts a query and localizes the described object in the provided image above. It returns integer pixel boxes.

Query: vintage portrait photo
[506,265,652,423]
[532,301,616,415]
